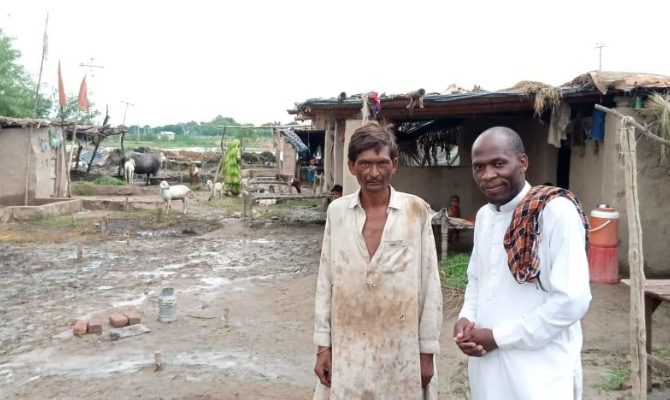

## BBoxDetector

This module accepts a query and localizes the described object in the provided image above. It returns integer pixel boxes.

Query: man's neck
[360,186,391,210]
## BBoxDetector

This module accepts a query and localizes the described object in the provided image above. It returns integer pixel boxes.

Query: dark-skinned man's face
[471,133,528,206]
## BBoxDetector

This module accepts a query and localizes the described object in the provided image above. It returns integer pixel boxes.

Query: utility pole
[121,101,134,125]
[79,58,104,101]
[595,42,606,71]
[33,12,49,118]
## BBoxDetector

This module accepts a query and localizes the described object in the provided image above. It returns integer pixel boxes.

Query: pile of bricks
[72,311,142,336]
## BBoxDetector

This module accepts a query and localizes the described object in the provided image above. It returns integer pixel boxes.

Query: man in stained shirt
[454,126,592,400]
[313,123,443,399]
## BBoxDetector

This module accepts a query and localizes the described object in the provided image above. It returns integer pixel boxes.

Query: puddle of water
[199,277,231,286]
[112,294,147,308]
[135,270,176,278]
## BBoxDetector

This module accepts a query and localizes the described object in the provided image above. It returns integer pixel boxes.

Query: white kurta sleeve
[419,211,443,354]
[314,213,333,347]
[458,215,480,323]
[492,198,592,350]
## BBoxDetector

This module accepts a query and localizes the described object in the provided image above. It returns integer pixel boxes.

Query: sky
[3,0,670,127]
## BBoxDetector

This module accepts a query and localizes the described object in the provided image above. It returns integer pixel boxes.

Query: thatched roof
[289,71,670,121]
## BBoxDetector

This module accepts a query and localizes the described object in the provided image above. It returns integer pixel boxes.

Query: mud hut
[0,117,127,207]
[288,71,670,276]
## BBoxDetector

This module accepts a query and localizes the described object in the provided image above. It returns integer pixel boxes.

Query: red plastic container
[589,206,620,248]
[588,245,619,284]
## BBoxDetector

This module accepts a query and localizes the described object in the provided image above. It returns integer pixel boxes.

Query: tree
[0,29,51,118]
[57,94,101,124]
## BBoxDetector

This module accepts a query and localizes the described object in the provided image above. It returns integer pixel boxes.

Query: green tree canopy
[0,29,51,118]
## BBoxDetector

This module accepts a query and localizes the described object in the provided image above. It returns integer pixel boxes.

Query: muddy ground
[1,193,669,399]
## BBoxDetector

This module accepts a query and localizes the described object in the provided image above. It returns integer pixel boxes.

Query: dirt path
[0,196,669,399]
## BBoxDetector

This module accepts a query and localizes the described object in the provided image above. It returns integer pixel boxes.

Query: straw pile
[641,93,670,162]
[509,81,563,117]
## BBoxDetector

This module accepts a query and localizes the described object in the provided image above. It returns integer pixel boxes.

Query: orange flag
[78,74,89,113]
[58,61,67,108]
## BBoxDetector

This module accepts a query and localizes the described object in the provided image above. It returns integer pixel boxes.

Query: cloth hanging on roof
[279,129,310,159]
[589,109,605,142]
[548,103,571,148]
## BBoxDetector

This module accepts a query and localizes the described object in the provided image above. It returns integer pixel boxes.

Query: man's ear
[519,154,529,173]
[347,160,356,175]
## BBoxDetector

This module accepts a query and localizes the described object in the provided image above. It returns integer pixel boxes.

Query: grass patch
[71,182,94,196]
[600,345,670,391]
[602,365,630,391]
[92,176,125,186]
[439,252,470,290]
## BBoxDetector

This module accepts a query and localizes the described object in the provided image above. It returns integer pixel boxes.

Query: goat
[159,180,192,215]
[206,179,223,199]
[124,159,136,185]
[257,199,277,207]
[187,163,199,185]
[312,172,324,194]
[276,174,301,194]
[159,152,167,170]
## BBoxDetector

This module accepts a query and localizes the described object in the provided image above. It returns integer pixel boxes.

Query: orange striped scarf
[503,185,589,288]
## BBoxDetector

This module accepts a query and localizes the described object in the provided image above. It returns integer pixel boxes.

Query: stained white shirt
[313,187,443,399]
[459,182,592,400]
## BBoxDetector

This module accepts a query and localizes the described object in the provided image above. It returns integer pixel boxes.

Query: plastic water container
[589,204,620,248]
[158,287,177,322]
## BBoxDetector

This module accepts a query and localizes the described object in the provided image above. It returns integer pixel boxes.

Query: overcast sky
[3,0,670,127]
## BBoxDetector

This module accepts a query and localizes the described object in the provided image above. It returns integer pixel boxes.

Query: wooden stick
[620,122,648,400]
[66,136,76,198]
[24,128,32,206]
[87,137,101,173]
[595,104,670,146]
[215,126,227,180]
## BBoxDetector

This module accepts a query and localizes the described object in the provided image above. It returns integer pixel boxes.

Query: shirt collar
[488,181,531,213]
[348,185,402,210]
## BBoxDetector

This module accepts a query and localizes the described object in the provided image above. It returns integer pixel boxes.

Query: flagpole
[33,12,49,118]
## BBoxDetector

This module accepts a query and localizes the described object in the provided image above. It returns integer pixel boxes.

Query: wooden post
[620,123,647,400]
[118,130,127,177]
[216,126,227,181]
[74,143,83,171]
[66,133,77,198]
[595,104,658,400]
[24,127,33,206]
[87,136,101,173]
[441,215,449,261]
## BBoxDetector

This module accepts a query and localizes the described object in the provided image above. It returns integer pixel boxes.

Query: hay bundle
[509,81,563,117]
[641,93,670,162]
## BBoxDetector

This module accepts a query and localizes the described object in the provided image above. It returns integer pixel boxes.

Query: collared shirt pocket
[379,239,413,274]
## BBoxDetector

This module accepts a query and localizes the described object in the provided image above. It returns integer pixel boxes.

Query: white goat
[257,199,277,207]
[124,158,136,185]
[159,180,192,214]
[70,161,89,171]
[206,179,223,198]
[159,152,167,170]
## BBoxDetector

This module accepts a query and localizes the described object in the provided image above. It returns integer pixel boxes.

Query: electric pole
[595,43,606,71]
[121,101,134,125]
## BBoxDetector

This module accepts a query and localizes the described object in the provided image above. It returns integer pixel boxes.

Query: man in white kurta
[313,186,443,399]
[457,126,592,400]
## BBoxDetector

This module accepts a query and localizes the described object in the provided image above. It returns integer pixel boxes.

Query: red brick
[109,313,129,328]
[73,319,88,335]
[123,311,141,325]
[87,320,102,334]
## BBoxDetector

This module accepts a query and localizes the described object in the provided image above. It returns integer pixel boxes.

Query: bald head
[474,126,525,156]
